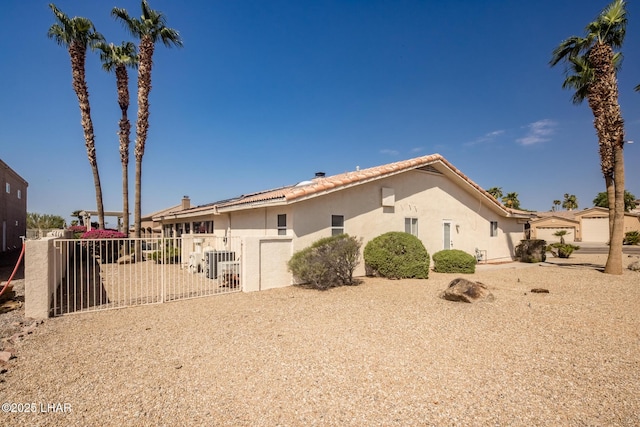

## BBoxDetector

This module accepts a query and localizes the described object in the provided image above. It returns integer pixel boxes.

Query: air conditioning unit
[188,252,205,273]
[205,250,236,279]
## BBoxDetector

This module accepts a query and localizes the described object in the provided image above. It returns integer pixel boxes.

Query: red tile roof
[161,154,530,218]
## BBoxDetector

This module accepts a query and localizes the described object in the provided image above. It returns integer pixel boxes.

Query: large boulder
[515,239,547,263]
[441,278,495,303]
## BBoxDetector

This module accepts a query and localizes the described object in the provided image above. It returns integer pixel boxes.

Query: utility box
[205,250,235,279]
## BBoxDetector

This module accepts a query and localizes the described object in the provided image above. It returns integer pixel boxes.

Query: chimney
[181,195,190,210]
[315,172,326,178]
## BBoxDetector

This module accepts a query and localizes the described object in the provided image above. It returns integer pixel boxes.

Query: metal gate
[52,236,242,316]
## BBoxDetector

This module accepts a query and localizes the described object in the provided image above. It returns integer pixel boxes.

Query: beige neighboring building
[155,154,533,275]
[530,207,640,243]
[1,159,28,253]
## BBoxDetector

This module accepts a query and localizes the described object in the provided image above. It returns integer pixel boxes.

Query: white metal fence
[51,236,242,316]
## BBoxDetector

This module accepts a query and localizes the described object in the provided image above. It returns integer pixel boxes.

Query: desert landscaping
[1,253,639,426]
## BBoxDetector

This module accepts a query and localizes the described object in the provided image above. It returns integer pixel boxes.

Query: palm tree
[553,230,569,244]
[487,187,503,200]
[96,41,138,236]
[48,4,106,229]
[550,0,627,274]
[562,193,578,211]
[552,200,561,211]
[502,192,521,210]
[112,0,183,238]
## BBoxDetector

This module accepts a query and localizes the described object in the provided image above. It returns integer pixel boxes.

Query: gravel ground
[1,254,639,426]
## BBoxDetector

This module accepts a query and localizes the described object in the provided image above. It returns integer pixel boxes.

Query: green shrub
[363,232,429,279]
[288,234,362,290]
[150,242,181,264]
[546,243,580,258]
[432,249,476,273]
[624,231,640,245]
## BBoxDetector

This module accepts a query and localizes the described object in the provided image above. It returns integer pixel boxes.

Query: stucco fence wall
[25,235,295,320]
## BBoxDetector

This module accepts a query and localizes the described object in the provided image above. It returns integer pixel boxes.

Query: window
[17,190,21,199]
[405,218,418,236]
[5,183,9,193]
[277,214,287,236]
[331,215,344,236]
[490,221,498,237]
[193,220,213,234]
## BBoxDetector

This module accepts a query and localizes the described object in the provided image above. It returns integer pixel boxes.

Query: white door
[443,221,452,249]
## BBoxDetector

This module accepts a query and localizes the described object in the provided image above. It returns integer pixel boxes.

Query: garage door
[581,217,609,243]
[536,227,576,243]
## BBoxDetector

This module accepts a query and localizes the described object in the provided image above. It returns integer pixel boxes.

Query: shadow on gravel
[543,261,605,272]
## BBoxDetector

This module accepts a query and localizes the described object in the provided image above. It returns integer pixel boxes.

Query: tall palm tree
[562,193,578,211]
[95,41,138,236]
[112,0,183,238]
[552,199,562,211]
[502,192,521,210]
[48,4,106,229]
[550,0,627,274]
[487,187,503,200]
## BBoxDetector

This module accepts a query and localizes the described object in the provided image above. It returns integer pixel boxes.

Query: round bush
[363,232,429,279]
[432,249,476,273]
[288,234,362,290]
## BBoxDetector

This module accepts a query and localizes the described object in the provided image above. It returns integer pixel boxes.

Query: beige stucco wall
[212,170,523,277]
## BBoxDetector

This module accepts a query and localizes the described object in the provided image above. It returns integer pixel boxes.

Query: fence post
[25,237,56,319]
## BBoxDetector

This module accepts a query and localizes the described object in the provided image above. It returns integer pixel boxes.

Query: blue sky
[1,1,639,227]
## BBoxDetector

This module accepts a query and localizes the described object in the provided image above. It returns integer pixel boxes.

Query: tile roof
[161,153,529,218]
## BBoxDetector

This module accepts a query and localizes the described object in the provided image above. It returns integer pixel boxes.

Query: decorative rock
[530,288,550,293]
[441,278,495,303]
[628,260,640,272]
[0,351,14,363]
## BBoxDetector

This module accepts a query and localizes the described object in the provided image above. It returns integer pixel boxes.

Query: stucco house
[155,154,533,280]
[530,207,640,243]
[1,159,28,253]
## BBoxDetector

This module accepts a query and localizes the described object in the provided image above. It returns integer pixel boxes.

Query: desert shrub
[150,241,181,264]
[624,231,640,245]
[432,249,476,273]
[363,232,429,279]
[80,229,127,239]
[288,234,362,290]
[546,243,580,258]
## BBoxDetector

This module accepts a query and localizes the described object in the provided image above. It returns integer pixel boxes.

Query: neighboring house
[1,159,28,253]
[155,154,533,278]
[530,207,640,243]
[134,196,192,236]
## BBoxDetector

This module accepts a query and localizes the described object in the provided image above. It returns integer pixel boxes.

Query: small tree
[553,230,569,244]
[593,190,636,212]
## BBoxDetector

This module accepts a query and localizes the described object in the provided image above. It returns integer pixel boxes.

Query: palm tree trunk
[605,174,614,240]
[134,157,142,238]
[605,144,625,274]
[70,42,105,229]
[589,42,625,274]
[133,36,154,238]
[116,65,131,236]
